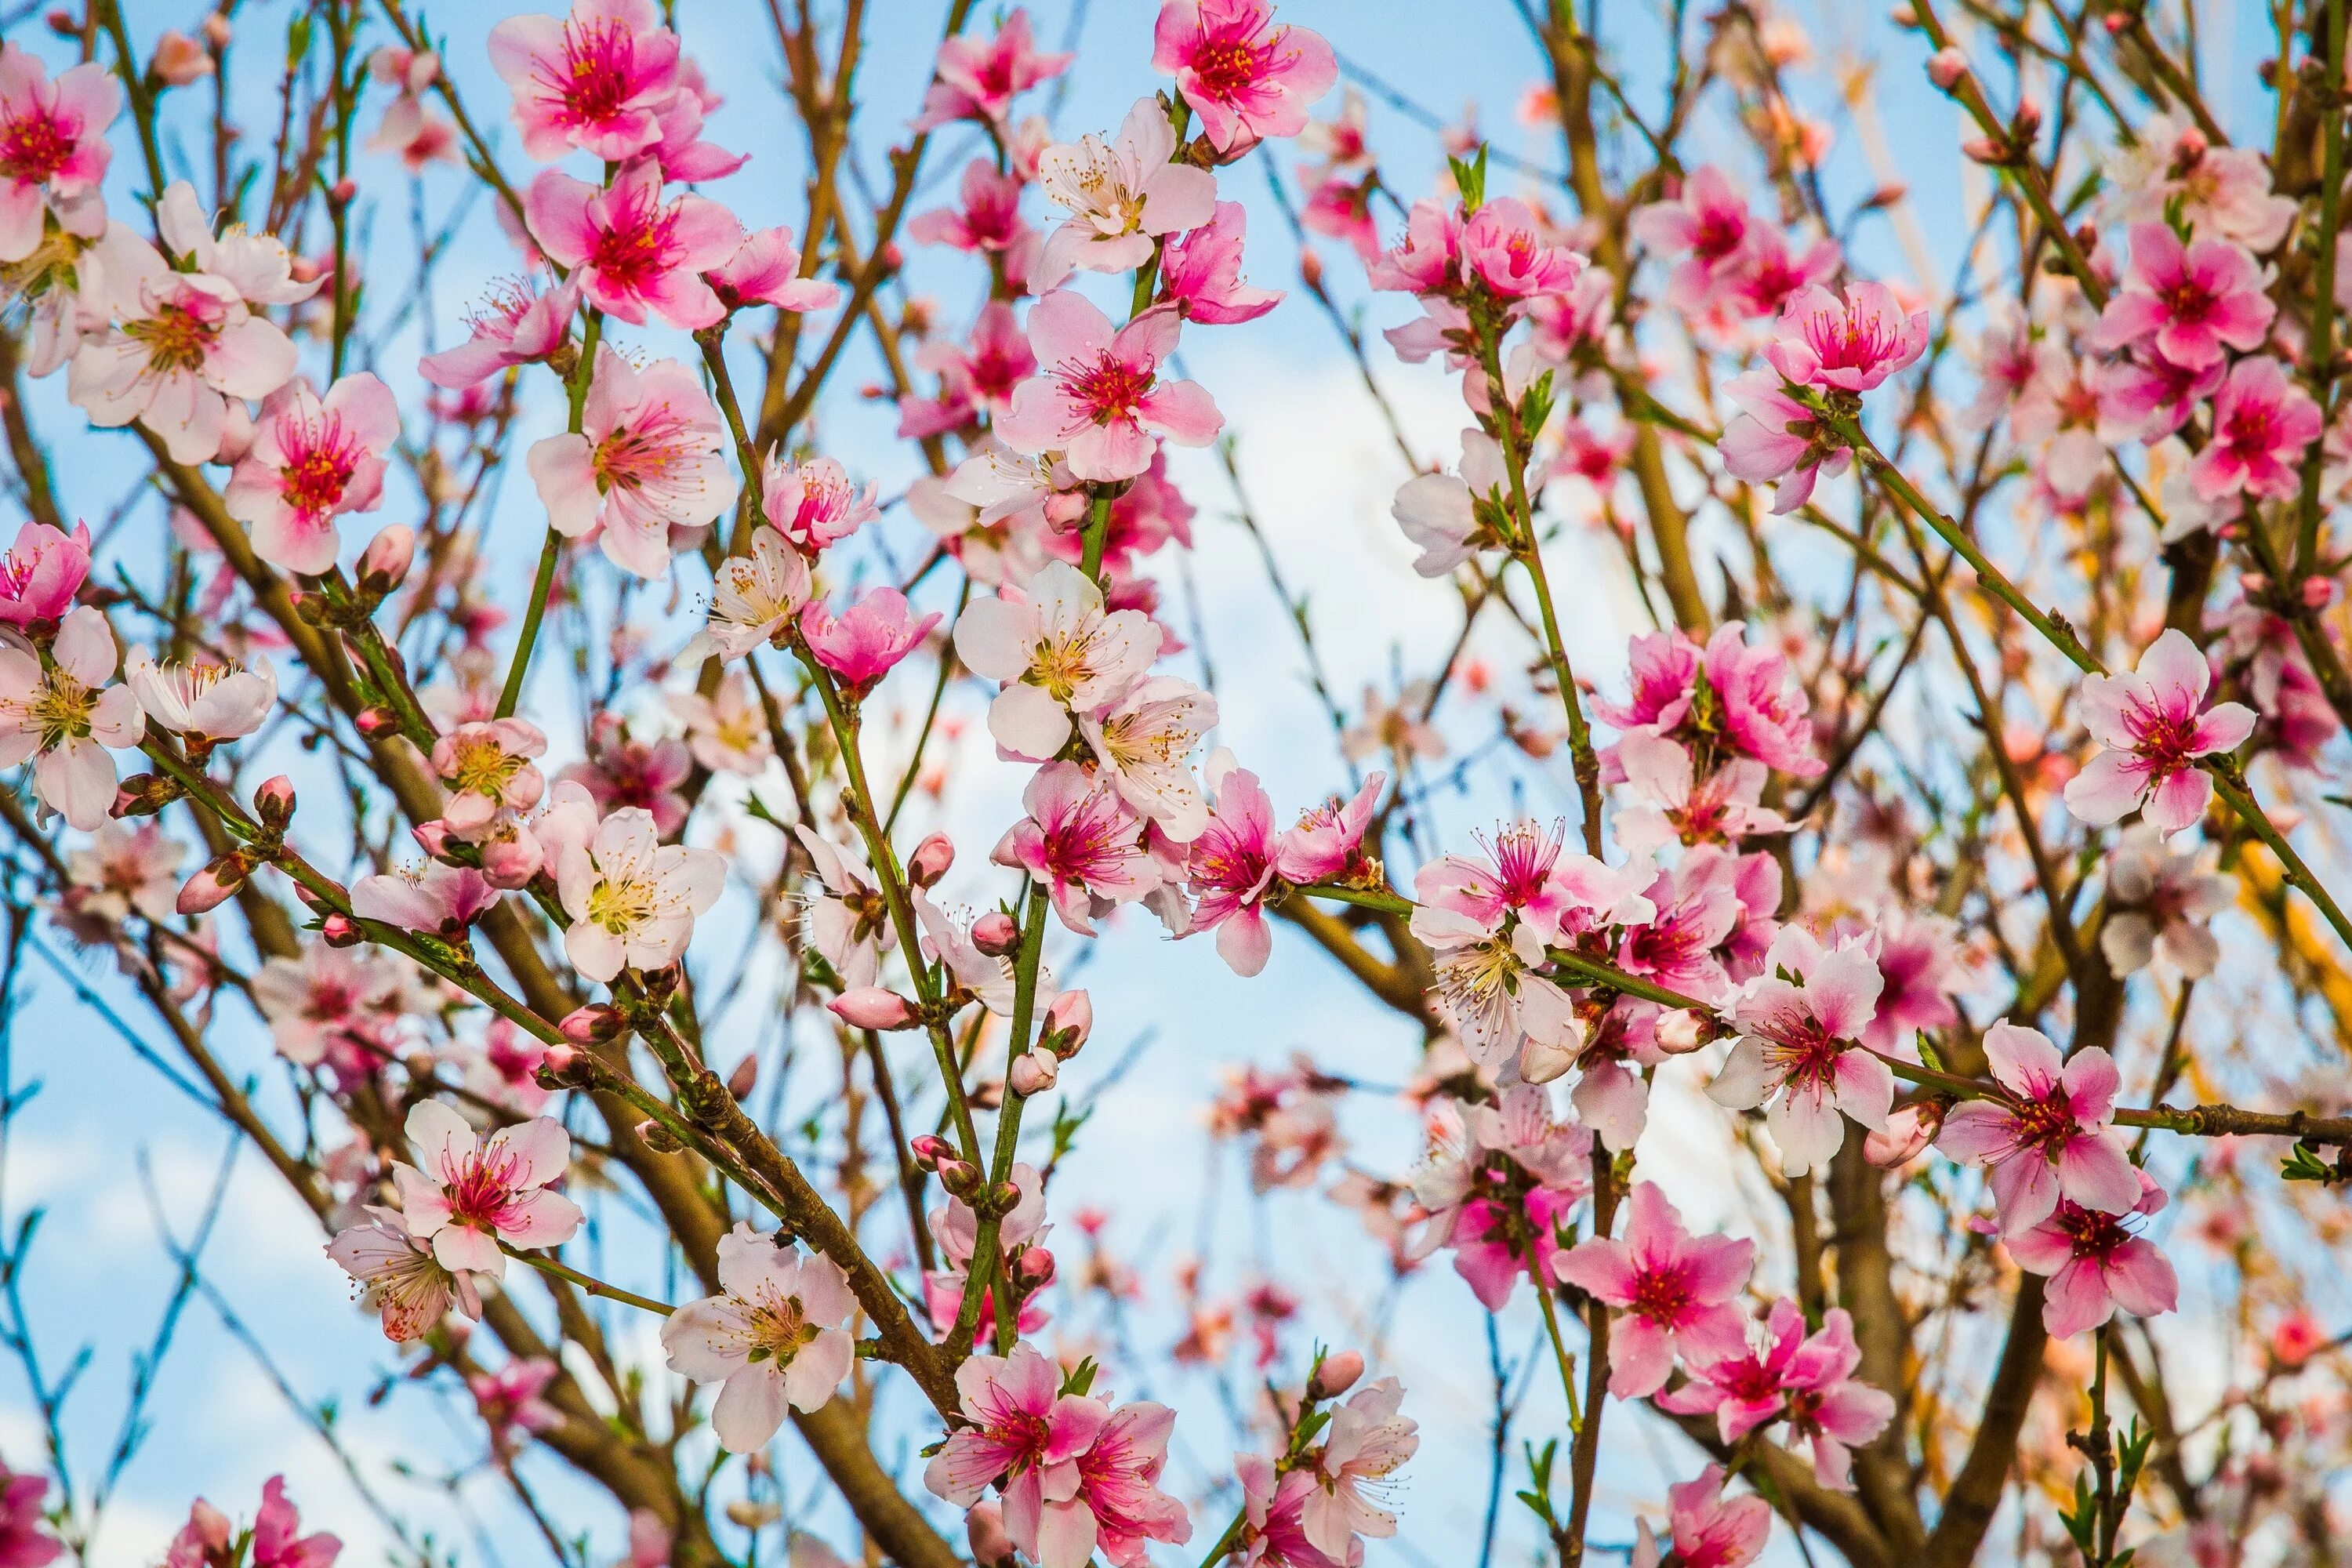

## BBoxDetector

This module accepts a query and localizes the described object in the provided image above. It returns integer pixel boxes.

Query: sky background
[0,1,2290,1566]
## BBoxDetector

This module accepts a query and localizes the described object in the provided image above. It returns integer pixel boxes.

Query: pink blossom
[419,277,580,389]
[562,716,692,836]
[1160,201,1283,324]
[1616,852,1741,1003]
[1615,733,1789,852]
[910,159,1035,256]
[1390,428,1508,576]
[553,806,724,981]
[1461,197,1584,301]
[1719,228,1842,320]
[431,718,549,836]
[1298,1377,1417,1560]
[252,942,401,1069]
[469,1359,564,1455]
[760,454,877,555]
[799,587,940,699]
[1052,1403,1191,1568]
[1415,818,1654,946]
[793,825,897,988]
[662,1222,857,1452]
[1079,674,1219,841]
[0,44,118,261]
[1273,771,1382,884]
[2092,222,2275,370]
[1410,1085,1593,1308]
[1233,1455,1343,1568]
[1185,757,1281,975]
[998,295,1223,481]
[903,301,1038,438]
[69,246,299,463]
[1631,166,1753,310]
[1152,0,1336,153]
[685,532,814,664]
[924,1345,1110,1556]
[2100,823,2232,977]
[1763,282,1928,394]
[225,372,400,575]
[2103,114,2295,250]
[2188,355,2320,502]
[524,159,742,330]
[1859,908,1964,1050]
[2005,1170,2180,1338]
[2062,628,2255,833]
[706,227,840,314]
[1937,1021,2139,1232]
[1661,1301,1896,1490]
[1719,368,1849,514]
[248,1479,340,1568]
[0,1463,59,1568]
[1702,622,1826,775]
[1708,927,1890,1176]
[488,0,681,162]
[393,1100,583,1279]
[351,859,499,938]
[1033,100,1218,289]
[955,559,1160,759]
[0,520,90,628]
[1552,1181,1754,1399]
[2094,346,2223,443]
[914,9,1072,129]
[0,604,142,831]
[1634,1468,1771,1568]
[993,761,1160,935]
[1367,196,1463,296]
[528,347,739,579]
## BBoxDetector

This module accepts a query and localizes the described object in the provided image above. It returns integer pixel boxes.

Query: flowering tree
[2,1,2350,1567]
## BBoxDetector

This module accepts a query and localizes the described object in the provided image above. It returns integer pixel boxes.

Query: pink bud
[726,1054,760,1098]
[1007,1049,1059,1097]
[1864,1103,1943,1167]
[150,30,214,86]
[971,911,1020,956]
[539,1040,579,1077]
[480,831,545,889]
[1653,1009,1710,1054]
[354,706,401,738]
[935,1157,981,1196]
[908,832,955,887]
[320,913,362,946]
[200,12,231,48]
[967,1503,1017,1568]
[1300,247,1324,290]
[830,987,919,1030]
[360,524,416,593]
[1961,137,2004,164]
[2241,572,2271,595]
[2303,575,2337,608]
[1043,989,1091,1054]
[329,177,357,206]
[1012,1247,1057,1289]
[909,1134,955,1171]
[561,1004,622,1044]
[253,775,295,826]
[2014,99,2042,133]
[1889,4,1918,21]
[176,855,247,915]
[1310,1348,1366,1399]
[412,819,458,862]
[1926,47,1969,89]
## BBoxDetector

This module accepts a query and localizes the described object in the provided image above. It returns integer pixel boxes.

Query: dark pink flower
[924,1345,1109,1559]
[488,0,681,162]
[706,226,840,314]
[1151,0,1337,154]
[524,158,742,330]
[910,159,1035,256]
[0,519,90,628]
[800,587,939,699]
[2093,345,2223,442]
[1764,281,1929,394]
[1054,1403,1190,1568]
[1186,758,1281,975]
[1660,1301,1896,1491]
[1367,196,1462,295]
[1160,201,1282,324]
[915,9,1072,129]
[0,43,118,260]
[2063,628,2255,833]
[1937,1021,2140,1233]
[1709,927,1889,1177]
[562,713,693,837]
[2006,1170,2179,1338]
[993,760,1160,935]
[1637,1466,1771,1568]
[1631,165,1754,310]
[1704,622,1825,776]
[2092,221,2275,370]
[997,294,1223,481]
[1552,1181,1755,1399]
[225,372,401,575]
[1718,368,1849,514]
[1273,771,1383,884]
[420,276,581,390]
[0,1465,59,1568]
[468,1359,565,1456]
[1461,197,1584,301]
[2189,355,2320,501]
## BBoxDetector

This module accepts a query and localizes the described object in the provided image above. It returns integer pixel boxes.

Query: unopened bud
[1889,3,1918,22]
[2014,99,2042,133]
[200,12,230,48]
[177,853,249,915]
[536,1040,579,1080]
[967,1503,1017,1568]
[1008,1048,1059,1097]
[320,913,362,946]
[253,775,296,828]
[1926,47,1969,89]
[1310,1348,1366,1399]
[638,1118,686,1153]
[561,1004,622,1045]
[982,1180,1021,1216]
[1864,1102,1943,1167]
[359,524,416,594]
[908,832,955,887]
[2103,9,2129,30]
[909,1134,955,1171]
[1042,989,1091,1054]
[480,831,544,888]
[354,706,401,739]
[1962,136,2004,165]
[1012,1246,1057,1289]
[1299,247,1324,290]
[935,1157,981,1196]
[830,987,919,1030]
[726,1053,760,1098]
[412,819,458,861]
[43,10,72,35]
[111,772,183,818]
[1519,1034,1576,1084]
[971,911,1020,956]
[328,177,357,208]
[1654,1008,1710,1054]
[149,29,213,86]
[2303,575,2336,608]
[2241,572,2271,596]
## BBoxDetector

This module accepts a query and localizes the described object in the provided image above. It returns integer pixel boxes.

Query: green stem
[505,1247,675,1316]
[2298,0,2349,577]
[496,310,603,720]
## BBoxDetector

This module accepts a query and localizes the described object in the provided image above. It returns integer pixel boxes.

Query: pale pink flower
[1077,674,1218,841]
[0,604,141,831]
[123,650,275,743]
[662,1222,856,1452]
[1033,100,1218,289]
[1185,755,1282,975]
[430,718,549,836]
[1367,195,1463,296]
[1937,1021,2138,1233]
[2092,222,2274,370]
[924,1345,1109,1552]
[0,520,91,628]
[1461,197,1584,301]
[954,559,1160,760]
[1660,1301,1896,1491]
[554,806,724,981]
[419,277,580,389]
[68,245,298,463]
[1160,201,1282,324]
[1553,1181,1754,1399]
[2063,628,2255,833]
[760,454,877,555]
[993,761,1160,935]
[1390,428,1507,576]
[668,671,769,775]
[903,302,1038,439]
[2094,345,2223,444]
[1764,281,1928,394]
[914,9,1072,129]
[798,587,940,699]
[2005,1169,2179,1338]
[2101,114,2295,252]
[2188,355,2320,502]
[1708,927,1889,1176]
[793,824,896,989]
[225,373,400,575]
[352,859,499,938]
[1414,819,1653,946]
[0,44,118,261]
[1614,733,1788,853]
[1152,0,1335,153]
[60,819,183,928]
[1632,1467,1770,1568]
[1410,1085,1592,1308]
[327,1204,481,1339]
[1298,1377,1417,1561]
[470,1359,564,1454]
[562,715,692,834]
[1719,227,1842,320]
[706,227,840,314]
[684,531,813,663]
[1631,166,1753,310]
[1408,906,1584,1076]
[151,182,318,307]
[252,942,400,1067]
[0,1465,60,1568]
[1718,367,1849,514]
[392,1099,583,1279]
[488,0,681,162]
[524,159,741,330]
[2100,823,2231,977]
[528,347,740,579]
[366,79,459,172]
[997,293,1222,481]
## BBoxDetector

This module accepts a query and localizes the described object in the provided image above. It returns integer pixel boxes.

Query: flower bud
[1864,1102,1943,1167]
[1043,989,1091,1054]
[2103,10,2129,30]
[971,911,1021,956]
[1012,1246,1057,1290]
[359,524,416,594]
[2303,575,2337,609]
[967,1503,1017,1568]
[320,913,363,946]
[561,1004,622,1045]
[638,1118,686,1154]
[1889,3,1918,22]
[111,772,183,818]
[908,832,955,887]
[1300,247,1324,290]
[149,30,214,86]
[1961,136,2004,164]
[200,12,231,48]
[1518,1034,1576,1084]
[253,775,296,829]
[1310,1348,1366,1399]
[43,10,72,36]
[2241,572,2271,596]
[412,818,458,861]
[909,1134,955,1171]
[830,987,920,1030]
[726,1053,760,1098]
[1008,1048,1060,1097]
[936,1157,981,1196]
[480,831,545,889]
[1926,47,1969,89]
[1654,1009,1710,1054]
[354,706,401,739]
[537,1040,579,1080]
[177,853,249,915]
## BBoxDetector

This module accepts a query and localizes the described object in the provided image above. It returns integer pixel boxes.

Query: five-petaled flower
[1708,927,1890,1176]
[1552,1181,1755,1399]
[391,1099,584,1280]
[226,372,401,575]
[0,604,142,830]
[2063,628,2256,834]
[661,1221,857,1453]
[996,293,1224,483]
[1937,1021,2140,1234]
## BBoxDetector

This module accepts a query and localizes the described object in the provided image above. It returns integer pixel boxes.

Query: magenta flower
[998,294,1223,481]
[1233,1454,1342,1568]
[1616,855,1740,1004]
[1552,1181,1755,1399]
[469,1359,565,1456]
[1660,1301,1896,1491]
[2005,1169,2180,1338]
[1161,201,1283,325]
[1185,758,1282,975]
[909,159,1035,256]
[1630,165,1753,310]
[1272,771,1383,884]
[524,159,742,330]
[1367,196,1462,296]
[993,760,1160,935]
[1936,1021,2140,1233]
[0,44,118,261]
[1709,927,1890,1177]
[1635,1467,1771,1568]
[1719,367,1850,514]
[1461,197,1584,301]
[1720,228,1843,320]
[760,454,877,555]
[1415,818,1654,946]
[419,276,580,389]
[924,1345,1110,1552]
[0,520,91,628]
[799,586,939,699]
[225,372,401,575]
[2092,222,2275,370]
[1599,628,1702,734]
[2094,346,2223,444]
[0,1462,60,1568]
[1052,1402,1191,1568]
[1703,622,1826,776]
[1614,733,1788,853]
[914,9,1072,129]
[1151,0,1337,154]
[1765,281,1928,394]
[488,0,681,162]
[248,1478,340,1568]
[2188,355,2321,501]
[528,347,739,579]
[706,227,840,314]
[2062,628,2256,833]
[905,301,1039,439]
[391,1099,584,1279]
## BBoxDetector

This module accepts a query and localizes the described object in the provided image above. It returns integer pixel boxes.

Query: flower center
[442,1147,525,1229]
[1061,353,1153,426]
[24,670,96,747]
[552,20,640,125]
[1628,1261,1694,1323]
[745,1295,819,1363]
[448,734,524,798]
[586,200,677,293]
[586,873,655,934]
[1189,33,1269,98]
[2161,277,2218,326]
[281,429,359,519]
[2008,1090,2078,1155]
[125,302,219,374]
[0,110,72,183]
